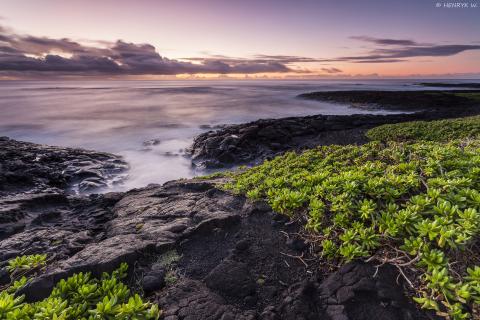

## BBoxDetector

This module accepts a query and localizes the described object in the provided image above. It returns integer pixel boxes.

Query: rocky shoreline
[6,89,477,319]
[298,90,480,111]
[190,113,429,169]
[0,136,434,319]
[190,90,480,168]
[0,136,128,196]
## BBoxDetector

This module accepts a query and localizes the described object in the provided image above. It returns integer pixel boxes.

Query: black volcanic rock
[0,137,128,246]
[0,136,128,195]
[189,113,430,168]
[417,82,480,89]
[298,90,480,112]
[142,268,166,294]
[205,259,256,300]
[275,261,436,320]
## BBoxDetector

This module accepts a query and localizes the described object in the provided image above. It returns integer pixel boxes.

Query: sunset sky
[1,0,479,79]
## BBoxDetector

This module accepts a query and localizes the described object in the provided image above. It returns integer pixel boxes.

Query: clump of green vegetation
[157,250,181,286]
[7,254,47,275]
[2,254,48,294]
[195,171,226,180]
[157,250,181,269]
[366,116,480,142]
[0,260,161,319]
[224,139,480,319]
[164,271,178,286]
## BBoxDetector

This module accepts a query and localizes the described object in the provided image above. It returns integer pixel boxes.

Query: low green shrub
[366,116,480,142]
[7,254,47,275]
[157,250,181,269]
[225,139,480,319]
[0,261,160,319]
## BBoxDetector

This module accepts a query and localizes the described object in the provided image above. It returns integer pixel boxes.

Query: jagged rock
[0,136,128,196]
[205,260,256,299]
[143,268,167,294]
[157,279,256,320]
[275,261,437,320]
[11,179,246,301]
[188,113,437,169]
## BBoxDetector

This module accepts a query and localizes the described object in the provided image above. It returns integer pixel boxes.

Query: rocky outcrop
[0,136,128,195]
[0,137,128,242]
[3,179,245,300]
[190,113,436,168]
[298,90,480,112]
[276,261,436,320]
[0,137,434,319]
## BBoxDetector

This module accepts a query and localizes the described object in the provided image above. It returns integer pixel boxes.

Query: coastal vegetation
[224,137,480,319]
[366,116,480,142]
[0,258,160,319]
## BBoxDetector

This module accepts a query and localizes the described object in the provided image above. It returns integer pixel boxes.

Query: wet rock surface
[0,137,128,243]
[0,137,435,319]
[0,136,128,195]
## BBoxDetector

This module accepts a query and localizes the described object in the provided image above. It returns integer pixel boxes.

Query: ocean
[0,79,473,191]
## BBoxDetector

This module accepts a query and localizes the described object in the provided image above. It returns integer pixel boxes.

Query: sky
[0,0,479,79]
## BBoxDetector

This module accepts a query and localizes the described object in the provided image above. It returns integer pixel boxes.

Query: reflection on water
[0,79,460,191]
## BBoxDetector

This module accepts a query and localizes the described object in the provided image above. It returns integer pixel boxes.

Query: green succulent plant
[224,138,480,318]
[366,115,480,142]
[0,262,161,320]
[6,254,47,275]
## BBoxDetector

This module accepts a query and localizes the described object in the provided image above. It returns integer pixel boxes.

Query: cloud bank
[0,25,299,77]
[321,67,342,74]
[332,36,480,63]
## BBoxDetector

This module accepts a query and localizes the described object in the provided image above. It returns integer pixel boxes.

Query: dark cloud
[372,44,480,58]
[353,59,406,63]
[182,54,323,65]
[321,67,342,73]
[252,55,324,63]
[0,25,295,77]
[0,54,121,73]
[349,36,420,46]
[340,36,480,63]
